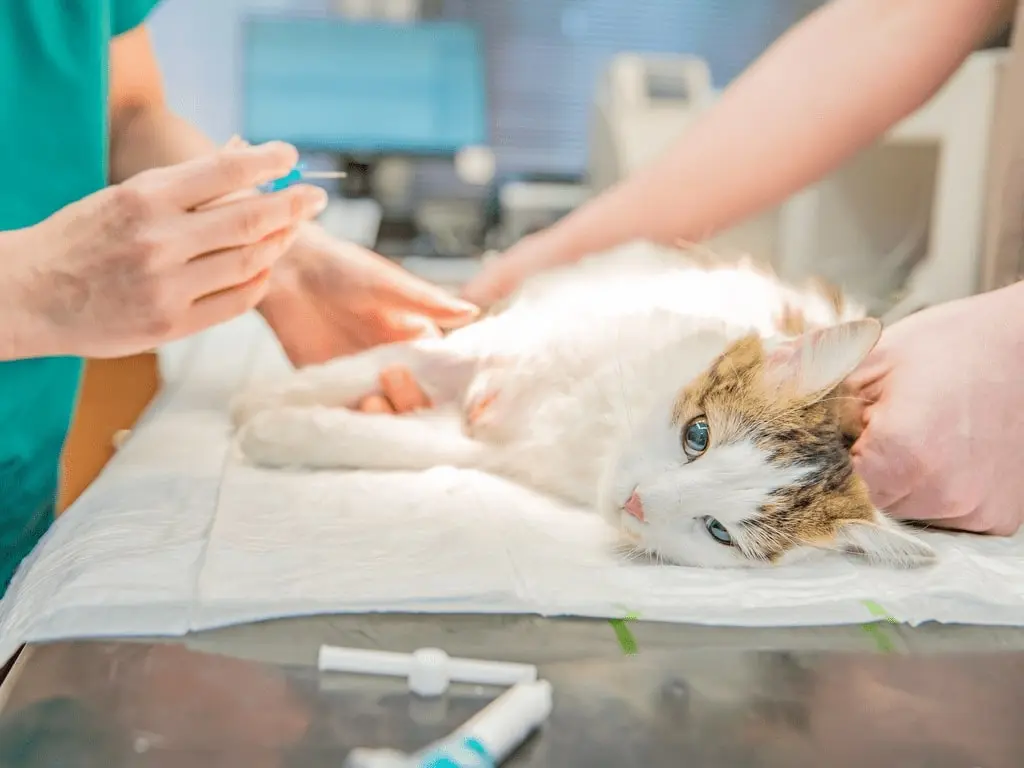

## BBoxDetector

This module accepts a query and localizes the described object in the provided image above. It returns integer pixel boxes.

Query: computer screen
[241,16,488,156]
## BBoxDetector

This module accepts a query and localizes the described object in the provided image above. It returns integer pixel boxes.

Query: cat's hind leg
[237,406,485,471]
[230,340,478,429]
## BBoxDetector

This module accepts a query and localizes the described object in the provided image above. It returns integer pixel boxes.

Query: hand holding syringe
[258,165,346,193]
[223,135,346,194]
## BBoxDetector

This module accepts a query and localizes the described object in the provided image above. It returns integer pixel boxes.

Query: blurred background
[148,0,1011,318]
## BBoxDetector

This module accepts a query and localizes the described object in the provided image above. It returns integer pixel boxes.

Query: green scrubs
[0,0,161,591]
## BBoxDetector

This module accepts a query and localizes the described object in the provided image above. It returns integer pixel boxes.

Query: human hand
[8,141,327,359]
[345,230,572,413]
[845,284,1024,535]
[257,226,479,369]
[460,230,579,308]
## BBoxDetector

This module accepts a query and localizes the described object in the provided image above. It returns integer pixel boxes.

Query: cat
[230,241,936,570]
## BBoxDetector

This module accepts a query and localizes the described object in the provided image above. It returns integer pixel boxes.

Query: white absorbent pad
[2,313,1024,666]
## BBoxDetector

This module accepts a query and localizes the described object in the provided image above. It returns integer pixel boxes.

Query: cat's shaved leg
[230,340,478,428]
[237,406,486,471]
[460,358,517,440]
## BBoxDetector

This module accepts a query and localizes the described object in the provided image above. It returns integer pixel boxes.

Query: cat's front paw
[230,388,286,430]
[236,407,321,468]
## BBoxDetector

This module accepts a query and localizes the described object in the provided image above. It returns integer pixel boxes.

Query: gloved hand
[846,283,1024,535]
[3,141,326,360]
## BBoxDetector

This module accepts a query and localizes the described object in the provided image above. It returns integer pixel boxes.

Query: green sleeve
[111,0,162,37]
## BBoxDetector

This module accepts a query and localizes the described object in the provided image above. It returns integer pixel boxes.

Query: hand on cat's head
[599,318,936,570]
[846,286,1024,537]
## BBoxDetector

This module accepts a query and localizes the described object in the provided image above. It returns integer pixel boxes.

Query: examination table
[2,616,1024,766]
[2,341,1021,766]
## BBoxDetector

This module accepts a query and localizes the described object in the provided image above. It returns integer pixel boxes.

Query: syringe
[258,166,347,193]
[221,135,347,193]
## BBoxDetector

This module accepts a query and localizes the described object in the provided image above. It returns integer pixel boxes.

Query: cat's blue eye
[703,516,733,546]
[682,417,710,458]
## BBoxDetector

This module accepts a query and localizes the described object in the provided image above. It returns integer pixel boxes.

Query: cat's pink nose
[624,490,645,522]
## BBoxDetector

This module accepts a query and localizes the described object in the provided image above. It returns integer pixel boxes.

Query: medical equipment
[345,680,554,768]
[242,16,490,257]
[258,166,347,193]
[317,645,538,697]
[242,17,486,156]
[588,51,1008,319]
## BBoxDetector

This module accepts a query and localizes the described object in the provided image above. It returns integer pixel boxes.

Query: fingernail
[260,140,296,152]
[296,187,329,216]
[451,298,481,316]
[309,188,329,213]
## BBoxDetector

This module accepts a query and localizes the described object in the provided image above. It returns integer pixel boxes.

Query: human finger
[181,269,274,336]
[460,264,516,309]
[358,395,395,414]
[903,508,1022,537]
[350,248,479,326]
[157,141,299,210]
[189,137,255,210]
[379,365,431,413]
[882,456,1001,532]
[385,313,443,342]
[390,281,480,329]
[185,225,301,301]
[460,250,544,308]
[182,184,327,257]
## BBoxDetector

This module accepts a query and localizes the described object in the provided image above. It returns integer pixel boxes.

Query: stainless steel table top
[1,614,1024,767]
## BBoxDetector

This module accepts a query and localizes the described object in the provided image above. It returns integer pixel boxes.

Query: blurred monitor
[241,15,488,156]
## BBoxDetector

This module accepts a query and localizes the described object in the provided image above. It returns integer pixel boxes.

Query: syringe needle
[299,171,347,179]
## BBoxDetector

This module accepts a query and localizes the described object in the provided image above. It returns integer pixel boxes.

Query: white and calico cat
[231,242,936,570]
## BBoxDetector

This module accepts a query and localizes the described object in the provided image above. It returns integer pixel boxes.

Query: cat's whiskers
[612,541,650,564]
[740,519,803,560]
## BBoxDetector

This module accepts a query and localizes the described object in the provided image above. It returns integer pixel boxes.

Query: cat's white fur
[232,242,935,569]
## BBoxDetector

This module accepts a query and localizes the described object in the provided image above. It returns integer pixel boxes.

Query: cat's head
[598,318,935,569]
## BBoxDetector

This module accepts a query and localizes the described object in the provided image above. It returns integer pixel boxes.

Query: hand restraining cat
[231,241,936,570]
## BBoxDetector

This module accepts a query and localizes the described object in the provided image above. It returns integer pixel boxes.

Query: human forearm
[109,104,219,183]
[0,225,102,361]
[541,0,1007,259]
[0,228,50,360]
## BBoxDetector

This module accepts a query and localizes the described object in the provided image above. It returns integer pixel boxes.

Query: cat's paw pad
[466,388,499,426]
[236,408,321,468]
[461,367,511,438]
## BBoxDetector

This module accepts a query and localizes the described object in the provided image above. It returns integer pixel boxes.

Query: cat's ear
[833,513,936,569]
[762,318,881,399]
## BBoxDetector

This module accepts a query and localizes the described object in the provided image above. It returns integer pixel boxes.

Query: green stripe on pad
[609,610,640,655]
[860,599,900,653]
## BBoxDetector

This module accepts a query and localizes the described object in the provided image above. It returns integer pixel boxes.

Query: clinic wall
[148,0,827,162]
